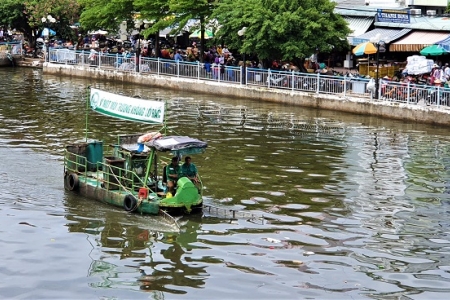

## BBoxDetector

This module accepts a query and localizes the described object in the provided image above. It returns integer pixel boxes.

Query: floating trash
[265,237,281,244]
[219,197,233,203]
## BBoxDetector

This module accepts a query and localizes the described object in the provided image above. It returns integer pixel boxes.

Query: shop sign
[376,9,410,24]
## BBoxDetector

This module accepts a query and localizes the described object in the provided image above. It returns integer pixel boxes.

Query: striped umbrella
[352,42,378,56]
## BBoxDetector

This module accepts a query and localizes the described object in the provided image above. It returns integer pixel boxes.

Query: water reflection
[1,68,450,298]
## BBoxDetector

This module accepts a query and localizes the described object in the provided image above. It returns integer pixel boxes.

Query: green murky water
[1,68,450,299]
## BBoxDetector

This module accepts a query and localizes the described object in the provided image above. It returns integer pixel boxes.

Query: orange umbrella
[352,42,378,56]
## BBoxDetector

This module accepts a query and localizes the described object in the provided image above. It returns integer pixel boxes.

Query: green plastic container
[86,140,103,171]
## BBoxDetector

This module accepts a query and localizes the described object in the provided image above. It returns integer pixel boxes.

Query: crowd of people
[379,62,450,88]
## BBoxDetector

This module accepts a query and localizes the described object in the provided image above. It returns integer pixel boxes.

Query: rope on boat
[159,209,181,230]
[202,204,267,225]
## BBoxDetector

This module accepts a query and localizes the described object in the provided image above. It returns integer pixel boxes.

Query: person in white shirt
[444,63,450,81]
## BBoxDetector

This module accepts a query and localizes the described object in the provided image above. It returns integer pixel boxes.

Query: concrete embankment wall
[43,63,450,127]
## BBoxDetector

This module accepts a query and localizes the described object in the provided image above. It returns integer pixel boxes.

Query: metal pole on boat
[143,150,155,189]
[85,86,90,142]
[162,100,168,135]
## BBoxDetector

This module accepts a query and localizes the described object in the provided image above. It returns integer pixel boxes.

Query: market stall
[357,58,406,78]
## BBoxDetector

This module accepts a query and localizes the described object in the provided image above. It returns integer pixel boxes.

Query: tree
[212,0,351,67]
[25,0,80,43]
[0,0,80,45]
[0,0,32,41]
[168,0,217,62]
[134,0,172,59]
[78,0,134,33]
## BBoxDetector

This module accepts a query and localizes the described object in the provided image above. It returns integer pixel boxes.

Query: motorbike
[24,38,45,59]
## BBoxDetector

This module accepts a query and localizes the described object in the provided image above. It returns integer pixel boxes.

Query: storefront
[351,28,411,76]
[389,31,450,52]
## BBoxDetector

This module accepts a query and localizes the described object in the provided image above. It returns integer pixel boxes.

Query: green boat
[63,88,207,215]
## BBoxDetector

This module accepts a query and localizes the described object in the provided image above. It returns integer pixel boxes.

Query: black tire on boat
[124,194,138,212]
[66,173,79,191]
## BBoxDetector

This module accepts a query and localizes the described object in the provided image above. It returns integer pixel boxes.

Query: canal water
[1,67,450,299]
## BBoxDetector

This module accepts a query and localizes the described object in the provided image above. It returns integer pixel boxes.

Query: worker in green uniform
[181,156,201,193]
[166,157,181,195]
[181,156,198,183]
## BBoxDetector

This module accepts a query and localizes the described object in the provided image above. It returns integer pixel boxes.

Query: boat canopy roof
[145,135,207,155]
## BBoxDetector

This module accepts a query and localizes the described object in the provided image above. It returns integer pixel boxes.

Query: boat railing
[64,150,87,174]
[64,149,153,193]
[101,161,148,192]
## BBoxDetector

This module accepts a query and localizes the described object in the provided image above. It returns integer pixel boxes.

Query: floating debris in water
[264,237,281,244]
[19,222,36,227]
[219,197,233,203]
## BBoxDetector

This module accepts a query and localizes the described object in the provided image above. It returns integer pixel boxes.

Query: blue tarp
[41,28,56,37]
[436,36,450,52]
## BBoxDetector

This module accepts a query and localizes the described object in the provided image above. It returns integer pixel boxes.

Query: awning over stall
[436,35,450,52]
[351,28,412,46]
[344,17,374,42]
[389,31,450,52]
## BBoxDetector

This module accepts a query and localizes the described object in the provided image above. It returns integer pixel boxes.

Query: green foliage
[134,0,171,36]
[0,0,30,34]
[24,0,79,27]
[168,0,215,26]
[168,0,216,60]
[78,0,134,32]
[0,0,80,43]
[212,0,351,61]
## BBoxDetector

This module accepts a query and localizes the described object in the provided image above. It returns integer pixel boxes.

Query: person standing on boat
[166,157,181,195]
[181,156,199,183]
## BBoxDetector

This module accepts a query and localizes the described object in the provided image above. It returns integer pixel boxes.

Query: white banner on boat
[89,88,165,124]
